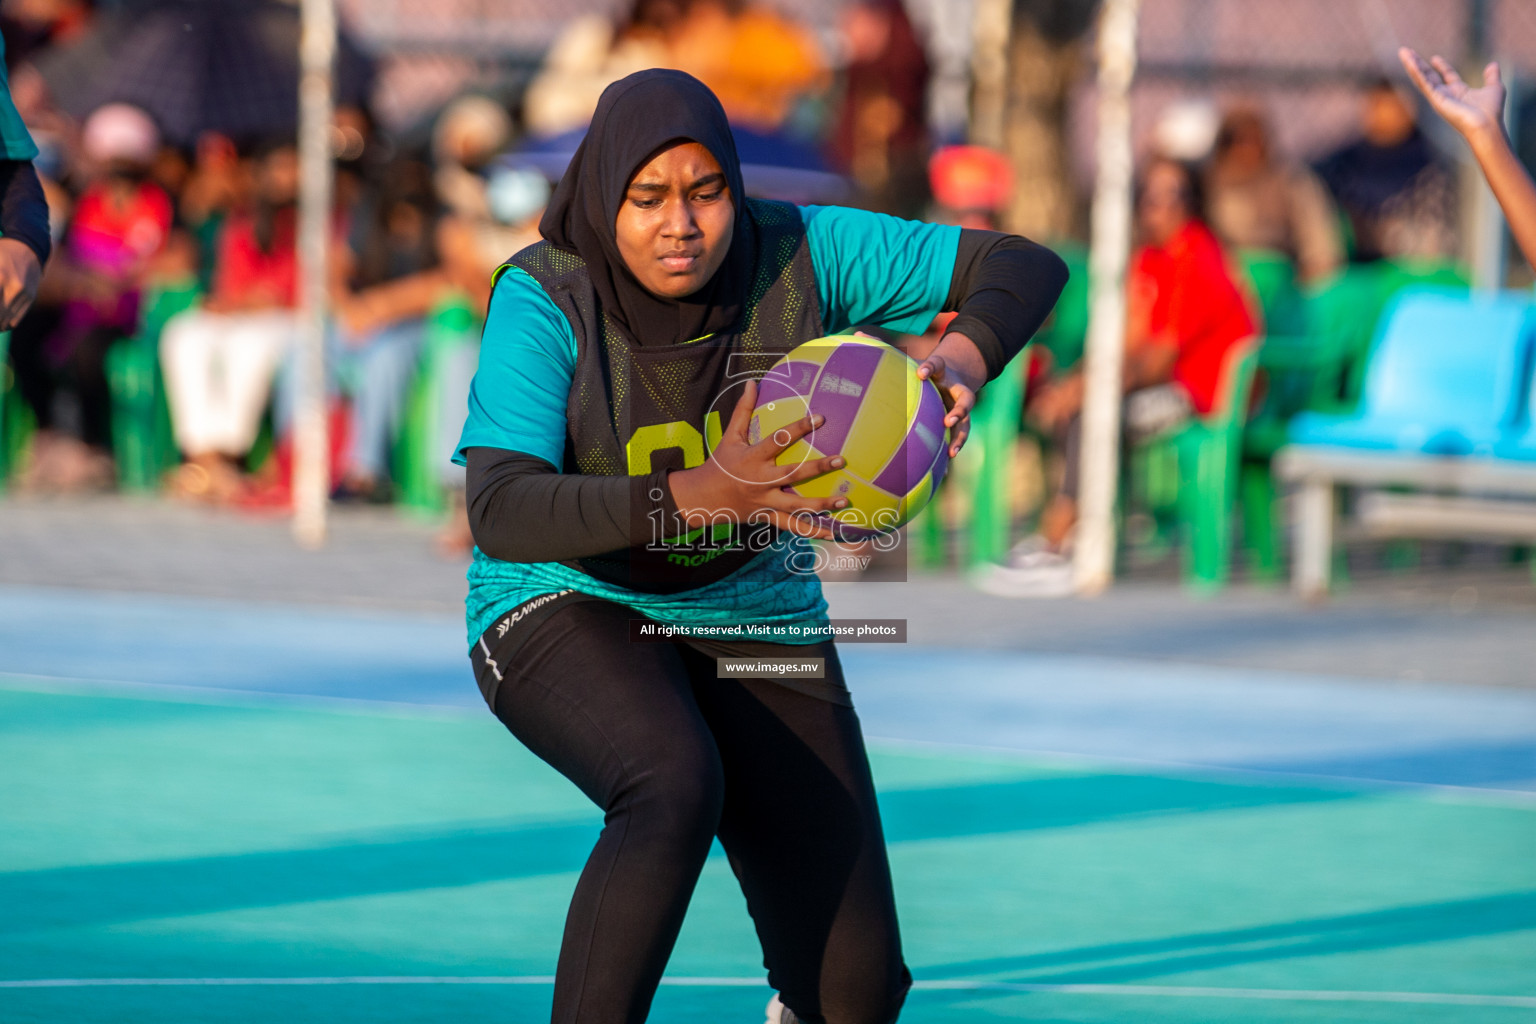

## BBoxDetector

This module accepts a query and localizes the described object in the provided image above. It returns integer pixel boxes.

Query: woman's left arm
[917,230,1070,455]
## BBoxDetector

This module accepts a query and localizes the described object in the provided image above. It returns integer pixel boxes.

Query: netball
[749,334,951,541]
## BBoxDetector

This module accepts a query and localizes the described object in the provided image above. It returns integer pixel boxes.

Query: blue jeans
[275,317,427,481]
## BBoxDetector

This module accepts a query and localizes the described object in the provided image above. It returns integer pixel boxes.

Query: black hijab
[539,69,754,347]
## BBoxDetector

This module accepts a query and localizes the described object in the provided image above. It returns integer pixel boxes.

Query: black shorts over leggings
[469,596,911,1024]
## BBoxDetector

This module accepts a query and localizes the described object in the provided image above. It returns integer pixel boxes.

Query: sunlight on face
[614,141,735,301]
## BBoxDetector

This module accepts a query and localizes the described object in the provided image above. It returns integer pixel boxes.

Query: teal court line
[1,978,1532,1009]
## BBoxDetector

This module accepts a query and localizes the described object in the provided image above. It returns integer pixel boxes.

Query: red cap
[928,145,1012,212]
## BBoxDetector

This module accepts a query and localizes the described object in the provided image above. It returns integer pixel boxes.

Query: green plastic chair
[390,293,480,516]
[1237,248,1306,338]
[1296,259,1469,411]
[0,330,32,488]
[1174,342,1260,591]
[1300,264,1384,410]
[1130,339,1260,592]
[965,347,1029,566]
[1034,242,1089,372]
[106,281,202,491]
[1237,273,1358,580]
[909,347,1030,569]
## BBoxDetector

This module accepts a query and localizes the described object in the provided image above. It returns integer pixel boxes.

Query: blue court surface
[2,584,1533,1023]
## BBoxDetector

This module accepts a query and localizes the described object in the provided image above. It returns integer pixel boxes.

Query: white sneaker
[971,547,1077,598]
[1001,533,1051,567]
[1003,529,1076,566]
[764,992,798,1024]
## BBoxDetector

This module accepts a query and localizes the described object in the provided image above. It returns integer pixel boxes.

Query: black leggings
[469,598,911,1024]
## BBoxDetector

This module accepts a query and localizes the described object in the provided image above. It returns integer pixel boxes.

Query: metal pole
[294,0,336,548]
[1073,0,1140,596]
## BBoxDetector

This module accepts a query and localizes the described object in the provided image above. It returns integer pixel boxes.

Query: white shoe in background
[971,540,1077,598]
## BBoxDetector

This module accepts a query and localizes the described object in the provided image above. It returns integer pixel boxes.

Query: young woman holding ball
[455,69,1066,1024]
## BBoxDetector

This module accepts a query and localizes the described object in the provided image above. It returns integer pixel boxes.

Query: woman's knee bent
[610,744,726,857]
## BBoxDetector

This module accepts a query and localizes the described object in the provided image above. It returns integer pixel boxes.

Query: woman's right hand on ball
[668,377,848,541]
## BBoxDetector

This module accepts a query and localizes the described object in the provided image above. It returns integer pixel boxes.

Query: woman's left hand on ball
[916,331,985,458]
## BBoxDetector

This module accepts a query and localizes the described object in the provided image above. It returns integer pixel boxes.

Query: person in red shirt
[982,155,1258,596]
[158,141,303,503]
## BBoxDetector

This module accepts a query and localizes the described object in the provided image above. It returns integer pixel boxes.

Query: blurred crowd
[0,0,1471,560]
[991,76,1461,587]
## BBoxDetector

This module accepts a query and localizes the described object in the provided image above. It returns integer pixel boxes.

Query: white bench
[1272,446,1536,599]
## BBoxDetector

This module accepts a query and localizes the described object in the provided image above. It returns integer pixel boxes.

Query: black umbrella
[35,0,374,147]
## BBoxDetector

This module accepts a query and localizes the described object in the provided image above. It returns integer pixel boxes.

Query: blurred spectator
[6,59,72,156]
[673,0,826,131]
[13,103,170,492]
[828,0,930,217]
[437,163,549,316]
[987,156,1257,594]
[1315,77,1456,262]
[434,162,551,555]
[332,103,384,217]
[1152,98,1220,163]
[307,96,521,502]
[524,0,825,138]
[432,95,512,227]
[928,144,1011,228]
[327,155,448,502]
[159,140,301,503]
[173,132,246,292]
[1207,104,1344,285]
[268,97,503,504]
[903,147,1012,386]
[0,0,92,70]
[7,139,68,467]
[523,0,686,137]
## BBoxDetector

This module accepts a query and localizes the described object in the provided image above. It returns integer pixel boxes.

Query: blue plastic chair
[1288,289,1536,457]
